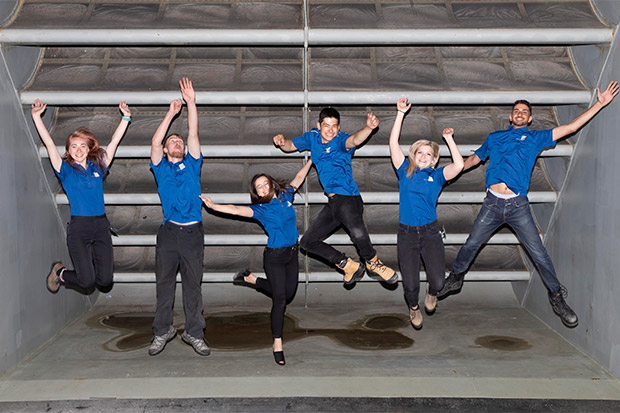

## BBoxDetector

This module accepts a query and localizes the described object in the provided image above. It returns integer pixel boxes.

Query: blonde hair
[406,139,440,178]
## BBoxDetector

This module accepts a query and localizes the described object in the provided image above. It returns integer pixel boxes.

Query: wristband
[122,116,131,122]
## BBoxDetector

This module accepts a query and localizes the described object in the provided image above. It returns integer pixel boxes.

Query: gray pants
[152,221,205,338]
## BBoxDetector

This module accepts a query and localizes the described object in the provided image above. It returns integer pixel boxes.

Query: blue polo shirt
[475,126,555,195]
[249,190,298,248]
[150,153,203,224]
[55,160,107,216]
[292,129,359,196]
[397,160,446,227]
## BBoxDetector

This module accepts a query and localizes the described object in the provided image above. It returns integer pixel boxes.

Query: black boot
[437,272,465,298]
[548,286,578,328]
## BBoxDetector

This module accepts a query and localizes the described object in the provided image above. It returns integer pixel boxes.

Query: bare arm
[31,99,62,173]
[199,195,254,218]
[441,128,464,180]
[462,153,481,172]
[345,112,379,150]
[180,77,200,158]
[104,101,131,167]
[273,134,298,152]
[151,99,182,165]
[389,98,411,169]
[289,159,313,190]
[552,81,619,141]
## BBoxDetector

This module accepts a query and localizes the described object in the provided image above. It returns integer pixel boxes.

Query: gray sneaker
[181,331,210,356]
[148,325,177,356]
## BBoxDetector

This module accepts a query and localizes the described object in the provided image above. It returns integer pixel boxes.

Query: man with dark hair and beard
[438,81,618,328]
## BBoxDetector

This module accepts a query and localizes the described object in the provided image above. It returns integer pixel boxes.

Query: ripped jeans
[452,191,561,293]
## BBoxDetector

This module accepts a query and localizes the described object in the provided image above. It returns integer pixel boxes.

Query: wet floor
[94,312,413,352]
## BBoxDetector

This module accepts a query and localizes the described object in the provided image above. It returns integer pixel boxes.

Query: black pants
[255,245,299,339]
[300,194,376,265]
[152,221,205,338]
[63,215,113,292]
[397,221,446,309]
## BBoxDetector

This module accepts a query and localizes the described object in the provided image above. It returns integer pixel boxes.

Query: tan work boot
[409,306,423,330]
[424,283,437,314]
[365,255,398,284]
[338,257,365,285]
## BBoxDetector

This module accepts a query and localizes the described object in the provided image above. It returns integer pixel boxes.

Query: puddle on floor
[89,312,414,352]
[475,335,532,351]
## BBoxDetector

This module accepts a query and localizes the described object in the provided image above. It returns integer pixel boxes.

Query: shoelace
[559,285,568,299]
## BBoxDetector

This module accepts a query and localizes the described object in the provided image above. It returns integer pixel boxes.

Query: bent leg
[300,202,345,265]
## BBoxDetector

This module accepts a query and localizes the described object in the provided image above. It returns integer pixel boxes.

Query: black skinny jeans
[63,214,114,292]
[397,221,446,309]
[255,245,299,339]
[300,194,376,265]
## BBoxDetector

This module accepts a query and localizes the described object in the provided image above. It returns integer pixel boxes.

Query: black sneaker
[233,269,254,287]
[436,272,465,298]
[548,286,578,328]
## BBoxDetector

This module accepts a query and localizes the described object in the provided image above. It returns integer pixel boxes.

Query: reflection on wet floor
[92,312,414,352]
[475,335,532,351]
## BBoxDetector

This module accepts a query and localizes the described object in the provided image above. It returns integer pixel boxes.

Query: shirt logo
[93,172,100,178]
[518,135,527,141]
[325,147,331,154]
[427,176,434,182]
[287,201,292,207]
[178,163,185,170]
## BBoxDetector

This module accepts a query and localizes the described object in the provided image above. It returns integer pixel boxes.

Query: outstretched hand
[442,128,454,139]
[199,195,214,208]
[31,99,46,117]
[597,81,619,107]
[397,98,411,113]
[168,99,183,115]
[273,134,286,147]
[119,101,131,117]
[366,112,379,130]
[180,77,195,104]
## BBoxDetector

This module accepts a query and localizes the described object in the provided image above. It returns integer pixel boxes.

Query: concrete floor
[0,284,619,410]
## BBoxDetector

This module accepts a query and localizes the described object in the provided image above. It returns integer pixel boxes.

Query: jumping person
[200,160,313,366]
[32,99,131,294]
[389,98,463,329]
[148,77,209,356]
[273,108,398,285]
[438,81,619,328]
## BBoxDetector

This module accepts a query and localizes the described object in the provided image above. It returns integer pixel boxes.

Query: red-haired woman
[31,99,131,294]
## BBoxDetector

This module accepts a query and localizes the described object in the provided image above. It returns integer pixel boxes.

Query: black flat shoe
[233,269,254,287]
[273,351,285,366]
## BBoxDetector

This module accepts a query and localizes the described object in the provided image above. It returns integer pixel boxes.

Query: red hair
[64,128,107,173]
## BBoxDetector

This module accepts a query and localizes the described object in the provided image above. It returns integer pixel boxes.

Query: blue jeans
[300,194,376,265]
[397,221,446,309]
[452,191,561,293]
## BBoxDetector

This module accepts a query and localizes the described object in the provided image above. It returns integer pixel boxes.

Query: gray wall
[0,46,91,376]
[523,0,620,379]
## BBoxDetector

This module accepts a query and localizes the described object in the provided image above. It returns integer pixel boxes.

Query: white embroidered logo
[325,147,331,154]
[287,201,292,207]
[519,135,527,141]
[179,163,185,170]
[93,172,100,178]
[427,176,434,182]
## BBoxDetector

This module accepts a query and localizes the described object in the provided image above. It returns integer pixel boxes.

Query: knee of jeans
[349,226,369,242]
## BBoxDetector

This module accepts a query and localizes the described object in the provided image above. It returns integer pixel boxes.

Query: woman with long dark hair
[200,160,313,366]
[32,99,131,294]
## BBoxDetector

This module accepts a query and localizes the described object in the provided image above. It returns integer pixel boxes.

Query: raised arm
[289,159,313,190]
[104,101,131,167]
[151,99,182,165]
[462,153,481,172]
[199,195,254,218]
[389,98,411,169]
[180,77,200,158]
[441,128,464,181]
[345,112,379,150]
[552,81,619,141]
[273,134,298,152]
[31,99,62,173]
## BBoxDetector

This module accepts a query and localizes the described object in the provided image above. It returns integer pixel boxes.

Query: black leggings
[63,215,114,292]
[255,245,299,339]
